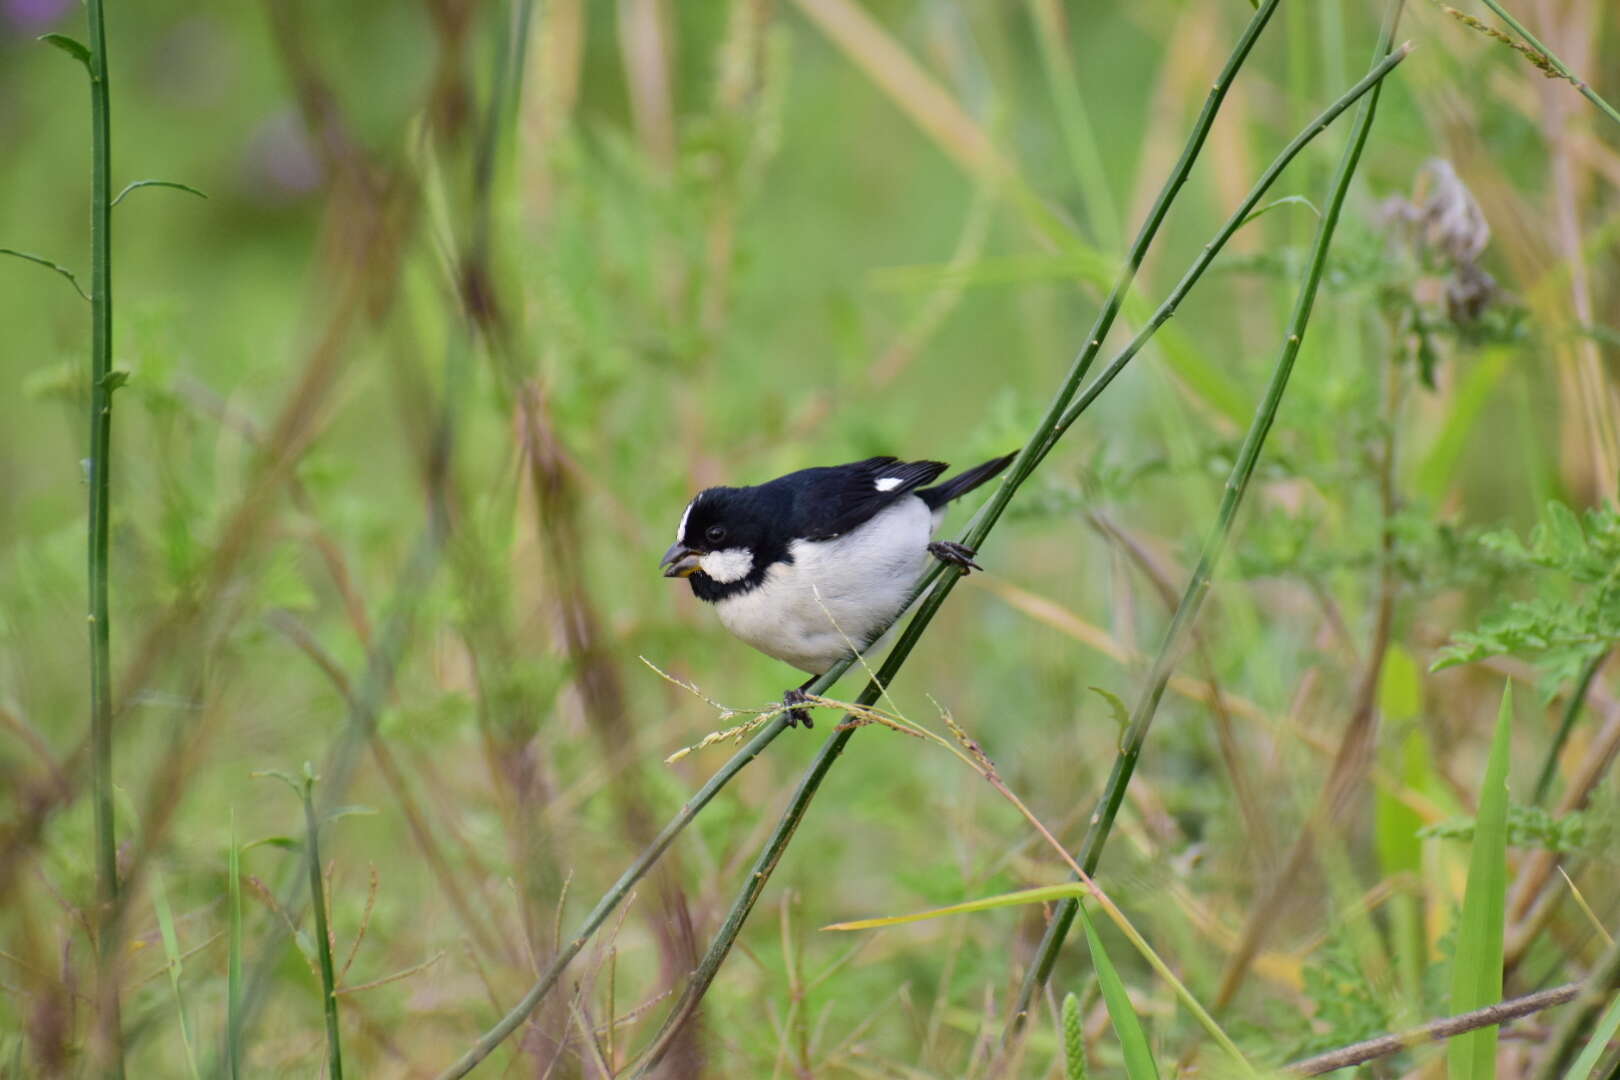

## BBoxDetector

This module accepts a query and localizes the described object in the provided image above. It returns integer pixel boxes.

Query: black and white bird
[660,453,1015,726]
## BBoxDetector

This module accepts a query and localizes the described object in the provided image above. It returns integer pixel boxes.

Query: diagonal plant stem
[621,6,1295,1075]
[84,0,124,1073]
[1004,2,1405,1039]
[1473,0,1620,129]
[1285,982,1581,1076]
[438,4,1288,1074]
[1036,43,1413,468]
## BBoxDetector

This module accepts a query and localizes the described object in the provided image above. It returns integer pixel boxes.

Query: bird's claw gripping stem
[782,686,814,729]
[929,541,983,574]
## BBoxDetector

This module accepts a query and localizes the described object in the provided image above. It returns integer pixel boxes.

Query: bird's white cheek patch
[875,477,901,492]
[700,548,754,584]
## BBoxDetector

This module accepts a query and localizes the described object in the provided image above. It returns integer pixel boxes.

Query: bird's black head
[659,485,789,601]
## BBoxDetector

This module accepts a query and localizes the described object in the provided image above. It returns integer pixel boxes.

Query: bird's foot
[929,541,983,574]
[783,686,815,729]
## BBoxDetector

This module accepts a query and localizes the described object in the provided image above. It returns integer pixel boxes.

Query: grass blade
[1564,991,1620,1080]
[110,179,208,208]
[1077,904,1159,1080]
[227,811,243,1080]
[301,776,344,1080]
[152,871,203,1080]
[824,884,1086,929]
[824,881,1252,1074]
[0,248,90,300]
[1448,684,1514,1080]
[37,30,91,67]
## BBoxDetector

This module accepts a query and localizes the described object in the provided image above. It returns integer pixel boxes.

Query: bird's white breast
[713,495,940,674]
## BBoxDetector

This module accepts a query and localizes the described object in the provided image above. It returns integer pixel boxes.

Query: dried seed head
[1383,158,1498,327]
[1416,159,1490,265]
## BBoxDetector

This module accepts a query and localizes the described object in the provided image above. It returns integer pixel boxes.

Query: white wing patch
[699,547,754,584]
[675,500,694,543]
[874,477,902,492]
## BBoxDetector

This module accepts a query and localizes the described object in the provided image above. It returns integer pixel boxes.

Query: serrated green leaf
[37,32,90,68]
[1448,684,1513,1080]
[1077,904,1159,1080]
[1418,804,1590,853]
[111,179,209,209]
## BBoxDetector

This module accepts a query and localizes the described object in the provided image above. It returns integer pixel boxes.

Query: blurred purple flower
[5,0,74,32]
[242,108,324,202]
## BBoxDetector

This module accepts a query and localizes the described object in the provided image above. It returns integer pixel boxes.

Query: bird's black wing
[784,457,949,540]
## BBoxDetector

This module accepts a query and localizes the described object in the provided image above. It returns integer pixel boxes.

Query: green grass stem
[151,871,202,1080]
[302,775,344,1080]
[1038,42,1413,461]
[621,4,1289,1073]
[1006,3,1404,1036]
[1532,649,1605,805]
[1474,0,1620,129]
[86,0,123,1072]
[227,813,243,1080]
[1563,985,1620,1080]
[1448,686,1513,1079]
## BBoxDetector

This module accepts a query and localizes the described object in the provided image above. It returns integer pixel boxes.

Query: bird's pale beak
[660,542,703,578]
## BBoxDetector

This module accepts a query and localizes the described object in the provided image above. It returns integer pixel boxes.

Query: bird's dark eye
[705,524,727,545]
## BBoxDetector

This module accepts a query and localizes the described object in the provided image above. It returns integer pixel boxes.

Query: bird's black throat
[685,548,787,603]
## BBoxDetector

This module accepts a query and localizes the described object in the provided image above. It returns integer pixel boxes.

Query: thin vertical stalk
[85,0,123,1073]
[303,781,343,1080]
[226,813,243,1080]
[1006,2,1404,1038]
[624,6,1288,1073]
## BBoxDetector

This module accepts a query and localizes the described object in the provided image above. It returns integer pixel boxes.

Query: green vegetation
[3,0,1620,1076]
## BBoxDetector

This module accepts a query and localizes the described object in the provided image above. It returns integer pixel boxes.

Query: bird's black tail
[917,452,1017,509]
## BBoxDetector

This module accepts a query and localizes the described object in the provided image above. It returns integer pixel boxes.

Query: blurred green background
[3,0,1619,1075]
